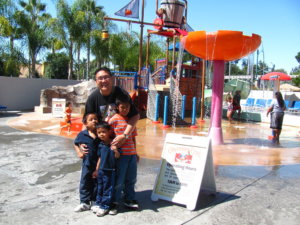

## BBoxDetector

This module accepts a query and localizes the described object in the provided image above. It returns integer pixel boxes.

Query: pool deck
[1,111,300,225]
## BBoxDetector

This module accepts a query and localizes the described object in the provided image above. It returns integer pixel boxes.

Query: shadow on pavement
[135,189,240,213]
[0,111,23,118]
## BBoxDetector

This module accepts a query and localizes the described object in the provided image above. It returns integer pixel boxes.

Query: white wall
[247,90,300,102]
[0,76,81,110]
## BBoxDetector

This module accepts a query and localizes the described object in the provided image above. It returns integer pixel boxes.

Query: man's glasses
[96,75,111,81]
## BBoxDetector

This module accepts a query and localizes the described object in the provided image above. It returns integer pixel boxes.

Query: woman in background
[266,91,286,144]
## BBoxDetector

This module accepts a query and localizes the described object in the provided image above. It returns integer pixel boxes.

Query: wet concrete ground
[1,112,300,225]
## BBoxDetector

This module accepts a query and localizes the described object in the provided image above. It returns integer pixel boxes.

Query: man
[79,67,140,153]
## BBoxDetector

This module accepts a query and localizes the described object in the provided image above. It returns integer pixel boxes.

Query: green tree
[291,51,300,75]
[109,32,140,71]
[44,52,69,79]
[147,38,165,70]
[75,0,105,79]
[295,52,300,64]
[55,0,80,79]
[0,44,26,76]
[14,0,51,78]
[292,75,300,87]
[91,30,110,68]
[0,0,25,77]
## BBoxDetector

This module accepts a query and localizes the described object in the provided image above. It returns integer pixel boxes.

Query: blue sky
[48,0,300,73]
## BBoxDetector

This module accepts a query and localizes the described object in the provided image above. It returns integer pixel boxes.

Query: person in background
[65,102,72,134]
[232,90,242,120]
[226,95,234,123]
[266,91,286,144]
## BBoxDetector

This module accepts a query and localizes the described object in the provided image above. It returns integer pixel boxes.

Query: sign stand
[151,133,216,210]
[52,98,66,118]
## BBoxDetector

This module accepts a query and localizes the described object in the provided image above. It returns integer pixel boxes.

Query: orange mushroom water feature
[181,30,261,145]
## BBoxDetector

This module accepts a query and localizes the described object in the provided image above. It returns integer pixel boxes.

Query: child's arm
[111,145,120,158]
[93,158,100,178]
[74,144,85,159]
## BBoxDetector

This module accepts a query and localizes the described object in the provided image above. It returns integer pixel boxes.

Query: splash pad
[181,30,261,145]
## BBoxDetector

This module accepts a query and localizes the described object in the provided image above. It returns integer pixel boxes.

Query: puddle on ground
[34,162,80,185]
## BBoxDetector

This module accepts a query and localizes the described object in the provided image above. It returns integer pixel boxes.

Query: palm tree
[0,0,23,56]
[109,32,140,71]
[56,0,84,80]
[75,0,104,79]
[14,0,51,78]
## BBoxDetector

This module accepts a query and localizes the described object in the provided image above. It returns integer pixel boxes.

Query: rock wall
[38,80,97,113]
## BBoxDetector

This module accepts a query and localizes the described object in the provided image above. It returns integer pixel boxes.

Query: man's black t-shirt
[84,86,138,121]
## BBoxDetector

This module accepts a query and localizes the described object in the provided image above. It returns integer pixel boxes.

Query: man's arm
[111,113,140,147]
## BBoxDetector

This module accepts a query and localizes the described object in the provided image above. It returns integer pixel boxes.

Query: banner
[114,0,139,19]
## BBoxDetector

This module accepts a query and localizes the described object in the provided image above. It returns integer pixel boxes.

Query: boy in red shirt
[109,95,138,212]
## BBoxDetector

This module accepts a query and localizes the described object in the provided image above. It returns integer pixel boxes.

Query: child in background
[227,95,233,123]
[92,122,120,217]
[109,96,139,211]
[65,102,72,134]
[73,113,99,212]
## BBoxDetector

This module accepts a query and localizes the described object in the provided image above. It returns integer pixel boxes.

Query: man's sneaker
[96,208,109,217]
[74,203,91,212]
[124,200,139,209]
[109,203,119,215]
[91,205,100,214]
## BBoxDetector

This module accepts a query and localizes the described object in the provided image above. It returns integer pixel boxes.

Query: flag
[114,0,139,19]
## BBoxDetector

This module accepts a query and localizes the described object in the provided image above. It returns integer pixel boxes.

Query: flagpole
[137,0,145,112]
[138,0,145,74]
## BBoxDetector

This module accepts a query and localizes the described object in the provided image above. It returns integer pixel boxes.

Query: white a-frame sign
[151,133,216,210]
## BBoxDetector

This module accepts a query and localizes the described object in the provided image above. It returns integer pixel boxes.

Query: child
[92,122,120,217]
[226,95,233,123]
[109,96,139,211]
[73,113,99,212]
[65,102,72,134]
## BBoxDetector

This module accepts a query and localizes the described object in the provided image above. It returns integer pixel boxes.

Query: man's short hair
[94,67,112,79]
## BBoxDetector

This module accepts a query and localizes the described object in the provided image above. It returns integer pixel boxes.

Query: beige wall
[0,76,81,110]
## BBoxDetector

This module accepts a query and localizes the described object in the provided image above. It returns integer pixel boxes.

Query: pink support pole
[209,60,225,145]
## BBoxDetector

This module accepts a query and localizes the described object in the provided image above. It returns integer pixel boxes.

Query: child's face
[97,127,111,142]
[118,102,130,117]
[85,114,98,130]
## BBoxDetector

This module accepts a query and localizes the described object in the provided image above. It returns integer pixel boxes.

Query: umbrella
[260,72,291,81]
[261,72,292,92]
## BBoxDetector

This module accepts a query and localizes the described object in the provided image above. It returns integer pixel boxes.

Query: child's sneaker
[91,205,100,214]
[109,203,119,215]
[74,203,91,212]
[124,200,139,209]
[96,208,109,217]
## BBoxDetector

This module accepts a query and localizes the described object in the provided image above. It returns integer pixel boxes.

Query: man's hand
[74,144,88,159]
[79,144,89,155]
[111,134,126,148]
